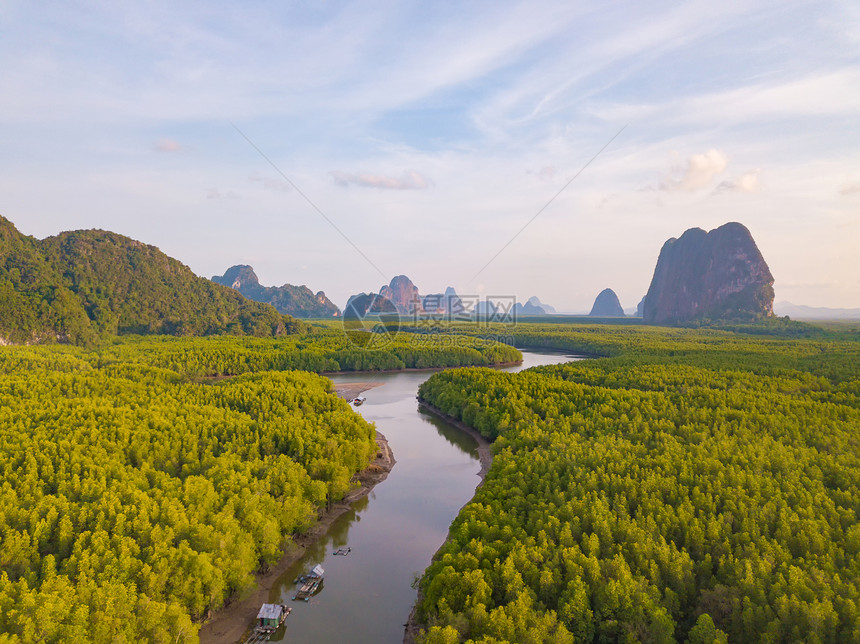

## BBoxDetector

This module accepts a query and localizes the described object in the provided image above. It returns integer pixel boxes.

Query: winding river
[264,350,581,643]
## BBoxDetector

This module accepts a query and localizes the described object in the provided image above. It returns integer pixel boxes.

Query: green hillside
[0,216,304,345]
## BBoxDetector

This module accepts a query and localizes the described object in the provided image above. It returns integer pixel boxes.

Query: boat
[353,396,366,406]
[292,564,324,601]
[333,546,351,556]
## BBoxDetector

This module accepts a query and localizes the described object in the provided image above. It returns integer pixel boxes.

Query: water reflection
[417,406,478,456]
[270,495,371,603]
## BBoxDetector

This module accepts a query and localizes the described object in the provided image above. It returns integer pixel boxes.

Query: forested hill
[0,216,304,345]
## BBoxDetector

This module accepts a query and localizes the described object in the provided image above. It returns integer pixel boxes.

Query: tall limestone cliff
[589,288,625,317]
[379,275,424,315]
[212,265,340,318]
[642,222,774,324]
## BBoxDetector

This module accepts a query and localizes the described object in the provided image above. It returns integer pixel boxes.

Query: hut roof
[257,604,282,620]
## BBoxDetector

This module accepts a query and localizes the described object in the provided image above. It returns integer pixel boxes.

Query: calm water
[266,351,580,643]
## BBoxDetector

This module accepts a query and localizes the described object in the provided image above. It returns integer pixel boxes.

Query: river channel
[265,350,581,643]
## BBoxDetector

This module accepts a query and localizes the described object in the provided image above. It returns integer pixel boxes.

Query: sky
[1,0,859,312]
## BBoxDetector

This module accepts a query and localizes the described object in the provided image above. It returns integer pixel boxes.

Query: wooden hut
[256,603,289,631]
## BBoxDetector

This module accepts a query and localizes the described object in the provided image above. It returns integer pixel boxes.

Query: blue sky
[2,0,858,311]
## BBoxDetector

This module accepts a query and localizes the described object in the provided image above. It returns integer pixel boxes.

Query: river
[263,350,581,643]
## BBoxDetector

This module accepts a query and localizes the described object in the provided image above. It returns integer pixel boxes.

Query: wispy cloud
[660,149,728,192]
[155,138,182,152]
[528,166,557,181]
[330,170,430,190]
[249,173,291,192]
[590,69,860,133]
[840,181,860,196]
[206,188,240,200]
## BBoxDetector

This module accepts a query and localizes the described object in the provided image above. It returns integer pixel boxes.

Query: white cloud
[330,170,430,190]
[660,149,728,192]
[716,169,761,194]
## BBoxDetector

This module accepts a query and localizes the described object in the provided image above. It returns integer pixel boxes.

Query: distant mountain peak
[589,288,624,317]
[212,265,340,318]
[217,265,260,290]
[515,298,546,316]
[526,296,556,314]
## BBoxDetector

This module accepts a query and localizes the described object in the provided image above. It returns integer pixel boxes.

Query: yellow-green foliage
[416,326,860,643]
[0,348,375,643]
[0,330,520,643]
[92,330,522,376]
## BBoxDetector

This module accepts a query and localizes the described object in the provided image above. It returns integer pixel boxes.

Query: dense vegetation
[0,215,303,345]
[0,330,520,643]
[0,347,376,642]
[415,324,860,643]
[409,321,859,382]
[93,329,522,376]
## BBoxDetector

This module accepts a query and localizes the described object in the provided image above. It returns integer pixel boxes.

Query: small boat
[353,396,366,406]
[292,564,324,601]
[333,546,351,556]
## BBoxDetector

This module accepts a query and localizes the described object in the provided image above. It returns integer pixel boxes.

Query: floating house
[255,603,290,631]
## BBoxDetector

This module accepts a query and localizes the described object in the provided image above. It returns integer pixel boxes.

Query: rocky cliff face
[589,288,625,316]
[216,265,260,292]
[642,222,774,324]
[379,275,423,315]
[347,275,424,317]
[212,265,340,318]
